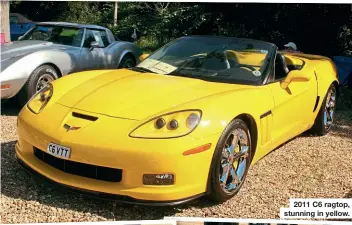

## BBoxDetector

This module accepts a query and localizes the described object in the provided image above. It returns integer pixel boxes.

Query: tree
[114,1,118,27]
[6,2,352,56]
[57,2,104,24]
[1,0,10,42]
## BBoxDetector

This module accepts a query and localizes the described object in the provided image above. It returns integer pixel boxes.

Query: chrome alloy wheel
[324,86,337,130]
[219,128,250,194]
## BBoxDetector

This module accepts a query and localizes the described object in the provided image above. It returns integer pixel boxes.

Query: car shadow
[345,189,352,198]
[330,110,352,140]
[1,98,22,116]
[298,109,352,140]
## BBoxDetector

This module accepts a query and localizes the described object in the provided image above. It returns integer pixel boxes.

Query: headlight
[27,83,53,114]
[129,110,202,138]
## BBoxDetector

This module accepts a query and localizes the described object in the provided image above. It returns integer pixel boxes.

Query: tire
[207,118,253,202]
[310,84,337,136]
[17,65,58,106]
[118,54,136,69]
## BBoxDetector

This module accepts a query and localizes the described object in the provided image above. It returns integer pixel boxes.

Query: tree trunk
[0,0,11,42]
[114,1,118,27]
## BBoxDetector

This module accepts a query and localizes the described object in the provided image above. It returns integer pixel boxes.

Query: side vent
[260,110,273,145]
[72,112,98,121]
[313,71,320,112]
[313,96,320,112]
[260,110,272,119]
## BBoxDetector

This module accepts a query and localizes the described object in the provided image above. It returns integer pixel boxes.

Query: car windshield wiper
[167,72,196,78]
[167,71,217,79]
[129,66,156,73]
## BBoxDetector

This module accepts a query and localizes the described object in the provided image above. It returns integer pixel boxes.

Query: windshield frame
[20,24,84,48]
[136,36,277,86]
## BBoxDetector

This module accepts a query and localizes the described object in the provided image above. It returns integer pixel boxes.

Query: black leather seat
[202,51,229,71]
[275,53,289,80]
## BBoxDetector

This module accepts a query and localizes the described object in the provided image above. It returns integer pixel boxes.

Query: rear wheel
[18,65,58,106]
[118,55,136,69]
[208,119,252,202]
[311,84,337,136]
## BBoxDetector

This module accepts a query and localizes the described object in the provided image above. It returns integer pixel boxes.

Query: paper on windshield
[138,58,177,74]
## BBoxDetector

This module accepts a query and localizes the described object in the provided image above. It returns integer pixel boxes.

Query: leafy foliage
[58,2,103,25]
[10,2,352,56]
[337,25,352,56]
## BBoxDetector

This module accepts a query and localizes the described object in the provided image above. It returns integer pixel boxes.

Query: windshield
[136,36,275,85]
[21,25,84,47]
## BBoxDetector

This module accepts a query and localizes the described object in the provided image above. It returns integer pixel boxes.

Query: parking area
[1,100,352,224]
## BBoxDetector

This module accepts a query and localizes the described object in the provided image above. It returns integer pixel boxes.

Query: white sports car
[1,22,142,105]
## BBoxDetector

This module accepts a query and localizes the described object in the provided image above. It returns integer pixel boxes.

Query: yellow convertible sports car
[16,36,339,205]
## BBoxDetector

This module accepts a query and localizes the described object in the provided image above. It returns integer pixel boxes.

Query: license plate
[47,143,71,159]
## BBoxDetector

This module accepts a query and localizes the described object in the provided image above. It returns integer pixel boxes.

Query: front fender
[0,50,75,96]
[118,49,134,65]
[188,87,273,139]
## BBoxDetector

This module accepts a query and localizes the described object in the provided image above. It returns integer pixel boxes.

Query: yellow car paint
[16,52,338,204]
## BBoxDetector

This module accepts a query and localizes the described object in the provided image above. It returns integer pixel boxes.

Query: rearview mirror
[139,53,150,62]
[89,41,101,51]
[280,70,311,89]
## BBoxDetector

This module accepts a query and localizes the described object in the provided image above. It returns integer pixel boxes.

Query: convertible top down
[16,36,338,205]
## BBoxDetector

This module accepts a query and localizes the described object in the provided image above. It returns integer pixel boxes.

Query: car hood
[56,70,248,120]
[1,40,77,72]
[1,40,75,60]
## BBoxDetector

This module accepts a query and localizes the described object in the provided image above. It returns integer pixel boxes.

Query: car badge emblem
[63,124,81,132]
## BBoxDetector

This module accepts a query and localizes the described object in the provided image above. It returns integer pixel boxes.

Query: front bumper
[16,154,203,206]
[16,103,221,204]
[0,77,26,99]
[0,70,27,99]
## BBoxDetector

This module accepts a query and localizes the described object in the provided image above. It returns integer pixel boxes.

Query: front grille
[33,147,122,182]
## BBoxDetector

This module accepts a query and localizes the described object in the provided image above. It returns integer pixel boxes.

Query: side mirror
[18,36,23,41]
[280,70,310,89]
[89,41,101,51]
[139,53,150,62]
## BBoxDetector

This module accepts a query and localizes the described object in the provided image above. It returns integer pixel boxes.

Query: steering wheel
[233,64,257,71]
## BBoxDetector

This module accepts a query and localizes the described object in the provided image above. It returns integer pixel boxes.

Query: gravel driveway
[1,100,352,224]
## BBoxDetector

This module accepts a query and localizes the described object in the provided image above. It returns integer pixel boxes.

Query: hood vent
[72,112,98,121]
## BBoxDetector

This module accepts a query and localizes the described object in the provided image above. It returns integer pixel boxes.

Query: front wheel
[18,65,58,106]
[310,84,337,136]
[208,119,252,202]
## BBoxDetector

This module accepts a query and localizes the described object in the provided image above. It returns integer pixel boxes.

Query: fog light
[143,173,175,185]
